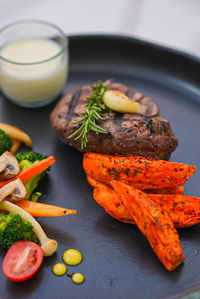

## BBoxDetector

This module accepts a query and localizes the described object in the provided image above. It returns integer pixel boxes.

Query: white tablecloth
[1,0,200,57]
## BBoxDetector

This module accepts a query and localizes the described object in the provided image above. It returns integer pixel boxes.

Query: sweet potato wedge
[110,180,185,271]
[88,175,184,195]
[83,153,196,189]
[87,176,108,189]
[150,194,200,228]
[93,183,200,228]
[145,186,184,195]
[93,185,135,224]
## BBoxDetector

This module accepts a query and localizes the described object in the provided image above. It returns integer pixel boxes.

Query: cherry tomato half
[2,240,43,282]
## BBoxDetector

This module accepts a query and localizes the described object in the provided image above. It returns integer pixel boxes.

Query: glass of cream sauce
[0,20,68,107]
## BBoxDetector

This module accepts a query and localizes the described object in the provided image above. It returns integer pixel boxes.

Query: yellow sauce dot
[63,249,82,266]
[72,273,85,284]
[52,263,67,276]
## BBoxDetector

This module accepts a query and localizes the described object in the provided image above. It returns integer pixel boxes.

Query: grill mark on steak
[146,118,156,135]
[50,82,178,160]
[161,121,170,136]
[65,88,82,125]
[98,117,148,125]
[113,113,125,127]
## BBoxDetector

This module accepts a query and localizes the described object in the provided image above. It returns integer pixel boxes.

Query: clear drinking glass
[0,20,68,107]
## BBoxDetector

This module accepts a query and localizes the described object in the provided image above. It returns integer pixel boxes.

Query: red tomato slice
[2,240,43,282]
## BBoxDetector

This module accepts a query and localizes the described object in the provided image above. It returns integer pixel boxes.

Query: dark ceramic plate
[0,35,200,299]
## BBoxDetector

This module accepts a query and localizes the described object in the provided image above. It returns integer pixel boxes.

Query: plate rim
[68,33,200,66]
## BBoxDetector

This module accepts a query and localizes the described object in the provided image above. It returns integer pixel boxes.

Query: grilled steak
[50,82,178,160]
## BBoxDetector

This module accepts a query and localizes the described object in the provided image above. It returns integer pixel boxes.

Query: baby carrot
[0,156,56,188]
[15,200,77,217]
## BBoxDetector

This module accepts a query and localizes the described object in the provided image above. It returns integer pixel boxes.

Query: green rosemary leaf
[68,81,110,149]
[71,116,87,125]
[68,124,84,139]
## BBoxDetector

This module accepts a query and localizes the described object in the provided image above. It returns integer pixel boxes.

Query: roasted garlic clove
[103,90,140,113]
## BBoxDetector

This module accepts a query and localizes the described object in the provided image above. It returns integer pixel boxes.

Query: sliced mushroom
[0,178,27,202]
[0,200,58,256]
[0,151,20,180]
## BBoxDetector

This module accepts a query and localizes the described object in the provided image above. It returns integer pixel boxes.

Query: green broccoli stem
[31,192,42,202]
[25,172,45,200]
[19,160,45,201]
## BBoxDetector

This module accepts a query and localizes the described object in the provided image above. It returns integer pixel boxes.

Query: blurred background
[0,0,200,57]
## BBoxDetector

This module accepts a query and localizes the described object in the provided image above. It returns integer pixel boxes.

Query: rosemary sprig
[68,81,110,149]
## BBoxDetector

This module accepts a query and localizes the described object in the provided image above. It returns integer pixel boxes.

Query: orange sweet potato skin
[111,181,185,271]
[150,194,200,228]
[93,183,200,228]
[93,185,135,224]
[87,176,108,189]
[83,153,196,189]
[88,175,184,195]
[145,186,184,195]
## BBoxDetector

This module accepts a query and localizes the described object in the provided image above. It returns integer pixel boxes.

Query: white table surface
[0,0,200,57]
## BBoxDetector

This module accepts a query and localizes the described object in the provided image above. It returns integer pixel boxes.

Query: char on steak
[50,82,178,160]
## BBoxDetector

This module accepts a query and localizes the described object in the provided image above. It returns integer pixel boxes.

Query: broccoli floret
[0,129,13,156]
[15,151,47,163]
[0,212,38,249]
[15,152,48,201]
